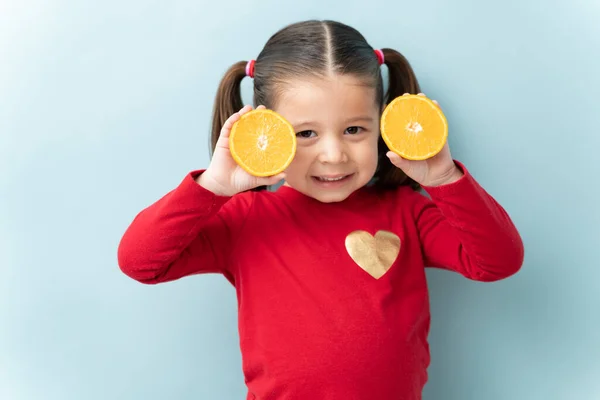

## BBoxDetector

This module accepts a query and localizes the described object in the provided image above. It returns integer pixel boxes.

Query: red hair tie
[374,49,385,65]
[245,59,256,78]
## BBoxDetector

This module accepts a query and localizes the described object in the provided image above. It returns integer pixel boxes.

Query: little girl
[118,19,524,400]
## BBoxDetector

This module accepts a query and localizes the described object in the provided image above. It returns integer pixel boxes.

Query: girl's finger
[238,105,253,115]
[219,113,242,139]
[220,115,239,137]
[220,105,253,139]
[258,172,286,186]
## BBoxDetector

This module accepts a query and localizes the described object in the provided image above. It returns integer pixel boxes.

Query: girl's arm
[409,162,524,281]
[117,170,252,285]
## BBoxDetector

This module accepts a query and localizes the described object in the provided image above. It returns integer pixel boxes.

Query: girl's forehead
[274,75,379,125]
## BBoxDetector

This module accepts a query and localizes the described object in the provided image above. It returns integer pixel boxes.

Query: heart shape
[345,230,401,279]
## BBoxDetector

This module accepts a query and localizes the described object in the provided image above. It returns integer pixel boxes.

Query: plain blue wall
[2,0,599,399]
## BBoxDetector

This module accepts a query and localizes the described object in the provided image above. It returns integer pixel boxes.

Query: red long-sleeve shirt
[118,161,523,400]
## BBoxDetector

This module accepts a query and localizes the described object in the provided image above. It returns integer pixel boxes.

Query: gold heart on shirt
[345,230,401,279]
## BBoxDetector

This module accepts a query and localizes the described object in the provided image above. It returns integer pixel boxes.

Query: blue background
[2,0,598,398]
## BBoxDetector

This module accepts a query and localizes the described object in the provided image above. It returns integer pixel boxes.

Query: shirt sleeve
[117,170,253,285]
[409,161,524,281]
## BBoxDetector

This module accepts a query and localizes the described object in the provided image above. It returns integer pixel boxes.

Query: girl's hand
[197,105,285,196]
[386,93,463,187]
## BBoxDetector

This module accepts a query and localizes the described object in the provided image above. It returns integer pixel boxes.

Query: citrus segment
[380,95,448,160]
[229,109,297,177]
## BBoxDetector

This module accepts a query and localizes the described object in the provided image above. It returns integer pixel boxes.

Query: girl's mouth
[312,174,354,185]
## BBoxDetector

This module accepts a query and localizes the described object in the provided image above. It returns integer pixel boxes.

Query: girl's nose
[317,135,348,164]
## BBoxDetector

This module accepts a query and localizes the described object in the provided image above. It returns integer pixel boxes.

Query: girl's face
[274,74,381,203]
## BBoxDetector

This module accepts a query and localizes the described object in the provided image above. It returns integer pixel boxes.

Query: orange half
[380,95,448,160]
[229,109,296,177]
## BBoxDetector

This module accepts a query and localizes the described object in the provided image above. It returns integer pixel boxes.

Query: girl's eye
[297,130,316,138]
[345,126,362,135]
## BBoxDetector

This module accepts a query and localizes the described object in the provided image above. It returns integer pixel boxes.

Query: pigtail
[210,61,248,156]
[375,48,422,190]
[381,48,421,104]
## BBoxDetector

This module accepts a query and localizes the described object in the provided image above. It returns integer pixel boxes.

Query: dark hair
[210,20,421,191]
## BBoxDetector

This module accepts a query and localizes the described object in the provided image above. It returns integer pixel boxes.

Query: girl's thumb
[386,151,409,170]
